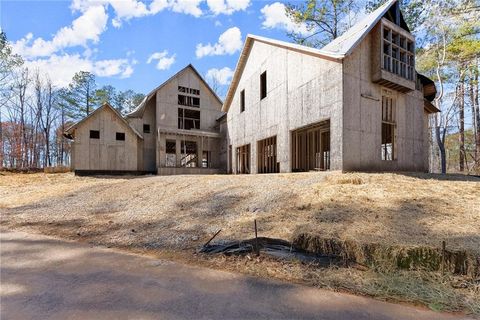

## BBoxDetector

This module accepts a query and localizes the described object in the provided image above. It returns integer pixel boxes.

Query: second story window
[89,130,100,139]
[382,26,415,81]
[143,124,151,133]
[260,71,267,100]
[116,132,125,141]
[240,89,245,112]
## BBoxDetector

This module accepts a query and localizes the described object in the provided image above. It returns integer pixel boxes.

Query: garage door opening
[292,120,330,172]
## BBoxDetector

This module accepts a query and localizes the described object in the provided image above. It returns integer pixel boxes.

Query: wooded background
[1,0,479,174]
[0,31,144,170]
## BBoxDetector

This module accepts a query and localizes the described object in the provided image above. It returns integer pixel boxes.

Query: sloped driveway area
[0,230,469,320]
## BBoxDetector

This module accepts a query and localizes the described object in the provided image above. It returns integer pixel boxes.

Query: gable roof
[65,103,143,139]
[322,0,397,55]
[221,35,344,112]
[222,0,400,112]
[126,64,223,118]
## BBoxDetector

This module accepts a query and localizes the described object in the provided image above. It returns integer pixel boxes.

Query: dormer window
[382,26,415,81]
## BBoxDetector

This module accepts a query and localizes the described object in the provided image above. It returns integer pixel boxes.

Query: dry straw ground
[1,171,479,315]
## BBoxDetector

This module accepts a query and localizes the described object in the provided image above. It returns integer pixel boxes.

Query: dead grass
[1,171,479,315]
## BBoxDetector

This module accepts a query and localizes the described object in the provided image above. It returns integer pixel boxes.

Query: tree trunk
[0,105,3,168]
[436,128,447,174]
[458,79,465,172]
[61,103,65,165]
[86,86,90,116]
[435,114,447,174]
[473,68,480,171]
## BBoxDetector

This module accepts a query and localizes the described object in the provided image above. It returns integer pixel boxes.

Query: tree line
[0,31,144,169]
[286,0,480,174]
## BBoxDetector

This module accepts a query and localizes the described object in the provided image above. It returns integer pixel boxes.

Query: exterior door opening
[292,120,330,171]
[236,144,250,174]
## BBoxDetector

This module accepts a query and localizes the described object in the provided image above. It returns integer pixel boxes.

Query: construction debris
[199,236,344,267]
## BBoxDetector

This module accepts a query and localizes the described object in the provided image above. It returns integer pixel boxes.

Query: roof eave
[424,100,440,114]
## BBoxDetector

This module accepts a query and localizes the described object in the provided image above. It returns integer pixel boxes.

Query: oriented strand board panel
[342,26,428,172]
[226,40,343,173]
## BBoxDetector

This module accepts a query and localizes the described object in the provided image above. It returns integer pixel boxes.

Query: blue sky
[1,0,307,97]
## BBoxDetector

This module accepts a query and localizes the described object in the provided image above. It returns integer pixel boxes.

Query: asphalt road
[0,230,471,320]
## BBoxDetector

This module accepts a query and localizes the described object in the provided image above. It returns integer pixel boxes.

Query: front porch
[157,127,223,175]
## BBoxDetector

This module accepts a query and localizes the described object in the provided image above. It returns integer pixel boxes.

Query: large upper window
[178,86,200,108]
[178,95,200,108]
[381,92,396,161]
[382,27,414,81]
[178,108,200,130]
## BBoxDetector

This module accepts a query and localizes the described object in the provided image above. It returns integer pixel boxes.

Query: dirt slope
[1,171,479,254]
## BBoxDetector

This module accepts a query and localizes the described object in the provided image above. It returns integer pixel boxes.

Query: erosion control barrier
[292,232,480,277]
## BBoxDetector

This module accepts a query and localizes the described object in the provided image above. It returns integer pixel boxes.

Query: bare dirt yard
[1,171,479,316]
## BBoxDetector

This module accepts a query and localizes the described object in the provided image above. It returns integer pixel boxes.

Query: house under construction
[65,0,438,175]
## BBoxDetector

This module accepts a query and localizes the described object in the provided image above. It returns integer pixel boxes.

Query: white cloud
[150,0,169,14]
[169,0,203,17]
[206,67,234,85]
[110,0,149,27]
[260,2,311,36]
[196,27,242,58]
[13,5,108,58]
[94,59,133,77]
[206,0,250,15]
[23,54,135,88]
[147,51,176,70]
[72,0,202,28]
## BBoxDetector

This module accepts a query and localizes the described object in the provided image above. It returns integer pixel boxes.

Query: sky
[1,0,314,98]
